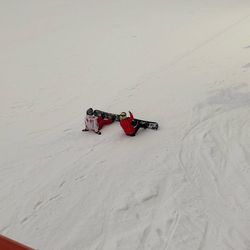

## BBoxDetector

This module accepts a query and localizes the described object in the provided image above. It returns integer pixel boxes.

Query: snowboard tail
[135,119,158,130]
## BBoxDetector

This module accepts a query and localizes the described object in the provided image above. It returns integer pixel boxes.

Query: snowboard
[94,110,158,130]
[134,119,159,130]
[93,110,120,121]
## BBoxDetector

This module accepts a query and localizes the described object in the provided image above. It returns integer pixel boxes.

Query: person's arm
[129,111,134,120]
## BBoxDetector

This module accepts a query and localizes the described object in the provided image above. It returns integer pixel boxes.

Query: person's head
[120,112,127,120]
[86,108,94,116]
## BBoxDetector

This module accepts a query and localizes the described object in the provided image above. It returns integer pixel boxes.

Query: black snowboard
[93,110,120,121]
[134,119,159,130]
[94,110,158,130]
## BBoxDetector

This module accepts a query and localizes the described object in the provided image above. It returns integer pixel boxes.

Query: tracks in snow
[179,85,250,249]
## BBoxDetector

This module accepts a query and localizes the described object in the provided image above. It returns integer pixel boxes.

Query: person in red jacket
[119,111,147,136]
[82,108,114,135]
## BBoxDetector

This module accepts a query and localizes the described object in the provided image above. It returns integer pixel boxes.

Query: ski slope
[1,1,250,249]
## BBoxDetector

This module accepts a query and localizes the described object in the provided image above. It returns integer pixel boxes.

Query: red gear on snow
[119,111,136,136]
[97,116,113,129]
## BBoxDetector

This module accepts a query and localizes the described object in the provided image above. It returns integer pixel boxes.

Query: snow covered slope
[1,1,250,249]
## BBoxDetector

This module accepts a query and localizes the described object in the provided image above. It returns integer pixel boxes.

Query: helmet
[86,108,94,115]
[120,112,127,119]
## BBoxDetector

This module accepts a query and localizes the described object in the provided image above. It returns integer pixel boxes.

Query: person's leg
[130,121,141,136]
[134,125,140,134]
[98,120,104,130]
[102,118,113,126]
[138,120,148,129]
[98,118,113,130]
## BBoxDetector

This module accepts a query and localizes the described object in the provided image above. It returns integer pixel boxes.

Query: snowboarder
[82,108,114,135]
[119,111,148,136]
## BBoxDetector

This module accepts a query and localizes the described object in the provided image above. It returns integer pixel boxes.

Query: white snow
[1,1,250,249]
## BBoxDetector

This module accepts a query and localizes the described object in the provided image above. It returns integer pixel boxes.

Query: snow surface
[1,1,250,249]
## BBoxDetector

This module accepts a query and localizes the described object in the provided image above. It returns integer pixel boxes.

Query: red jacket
[119,111,135,135]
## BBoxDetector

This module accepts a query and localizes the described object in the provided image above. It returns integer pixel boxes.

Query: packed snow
[1,1,250,249]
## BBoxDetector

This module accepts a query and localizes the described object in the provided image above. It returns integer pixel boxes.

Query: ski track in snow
[179,85,250,249]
